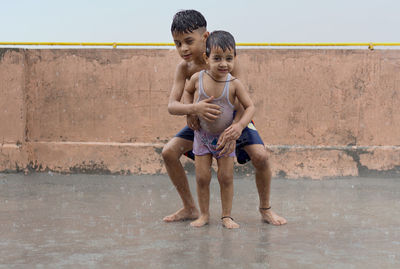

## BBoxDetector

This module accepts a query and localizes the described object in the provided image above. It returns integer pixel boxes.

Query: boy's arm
[231,80,256,130]
[228,58,244,126]
[228,57,245,128]
[230,99,245,136]
[217,80,255,154]
[182,73,197,104]
[182,83,200,130]
[168,62,221,121]
[167,62,195,115]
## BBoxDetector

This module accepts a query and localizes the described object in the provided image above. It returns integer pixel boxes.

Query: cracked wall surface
[1,48,400,178]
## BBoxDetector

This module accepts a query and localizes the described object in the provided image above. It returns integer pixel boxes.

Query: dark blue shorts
[175,121,264,164]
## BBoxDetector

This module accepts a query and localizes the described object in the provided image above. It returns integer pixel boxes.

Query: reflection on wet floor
[0,173,399,268]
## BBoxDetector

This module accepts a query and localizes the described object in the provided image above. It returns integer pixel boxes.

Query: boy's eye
[185,39,193,45]
[226,57,233,61]
[174,41,181,47]
[213,56,221,61]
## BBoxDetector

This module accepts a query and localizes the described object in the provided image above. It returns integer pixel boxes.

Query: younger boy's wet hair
[206,31,236,57]
[171,10,207,34]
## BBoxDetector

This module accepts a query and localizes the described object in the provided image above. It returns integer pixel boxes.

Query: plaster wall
[1,48,399,178]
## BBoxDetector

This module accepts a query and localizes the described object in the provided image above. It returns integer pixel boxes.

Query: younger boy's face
[206,47,235,78]
[172,29,208,62]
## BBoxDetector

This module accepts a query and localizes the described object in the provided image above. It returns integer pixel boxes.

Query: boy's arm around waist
[168,63,222,121]
[167,62,196,115]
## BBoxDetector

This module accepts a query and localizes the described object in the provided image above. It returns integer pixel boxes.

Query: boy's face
[172,28,208,62]
[205,47,235,78]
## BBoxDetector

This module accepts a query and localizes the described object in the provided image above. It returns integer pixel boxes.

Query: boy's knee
[197,175,211,187]
[217,172,233,186]
[250,150,269,169]
[161,145,180,162]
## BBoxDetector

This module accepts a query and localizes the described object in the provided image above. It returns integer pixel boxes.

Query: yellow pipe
[236,42,400,49]
[0,42,400,48]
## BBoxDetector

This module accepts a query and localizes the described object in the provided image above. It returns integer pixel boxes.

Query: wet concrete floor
[0,172,399,268]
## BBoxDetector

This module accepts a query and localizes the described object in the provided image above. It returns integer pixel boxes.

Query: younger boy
[185,30,255,228]
[162,9,286,226]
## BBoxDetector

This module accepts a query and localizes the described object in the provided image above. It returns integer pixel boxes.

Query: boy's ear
[202,31,210,40]
[203,52,209,64]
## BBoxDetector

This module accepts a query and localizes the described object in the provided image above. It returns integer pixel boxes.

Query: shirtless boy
[162,9,286,226]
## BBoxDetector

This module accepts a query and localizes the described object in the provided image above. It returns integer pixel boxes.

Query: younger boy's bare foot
[163,207,199,222]
[190,215,209,227]
[259,207,287,226]
[221,216,240,229]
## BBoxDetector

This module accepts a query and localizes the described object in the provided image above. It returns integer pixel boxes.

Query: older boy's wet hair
[171,10,207,34]
[206,31,236,57]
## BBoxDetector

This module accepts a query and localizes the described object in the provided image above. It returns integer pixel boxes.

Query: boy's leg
[190,155,213,227]
[217,157,239,229]
[243,144,287,225]
[162,136,198,222]
[236,123,287,225]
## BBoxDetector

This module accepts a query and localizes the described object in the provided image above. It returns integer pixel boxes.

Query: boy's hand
[217,140,236,157]
[195,96,221,122]
[187,114,200,130]
[216,123,242,150]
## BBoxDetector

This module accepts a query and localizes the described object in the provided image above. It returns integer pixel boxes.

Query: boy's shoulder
[176,60,191,80]
[176,60,189,74]
[191,70,202,80]
[177,59,206,80]
[230,75,243,89]
[229,74,239,83]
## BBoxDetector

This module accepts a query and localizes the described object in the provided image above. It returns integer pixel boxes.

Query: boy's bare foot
[221,216,240,229]
[190,215,209,227]
[163,207,199,222]
[259,207,287,226]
